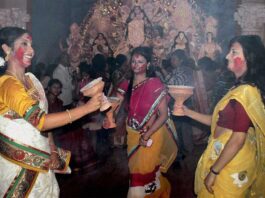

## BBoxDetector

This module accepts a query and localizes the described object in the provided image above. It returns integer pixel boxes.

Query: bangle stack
[210,166,219,175]
[66,109,72,124]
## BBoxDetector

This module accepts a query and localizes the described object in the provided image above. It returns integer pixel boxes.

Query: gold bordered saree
[0,73,71,198]
[195,84,265,198]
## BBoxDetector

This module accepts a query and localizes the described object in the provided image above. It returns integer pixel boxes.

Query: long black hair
[0,27,28,75]
[125,46,155,104]
[229,35,265,103]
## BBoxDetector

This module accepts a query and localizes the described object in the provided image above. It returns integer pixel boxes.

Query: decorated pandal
[64,0,222,66]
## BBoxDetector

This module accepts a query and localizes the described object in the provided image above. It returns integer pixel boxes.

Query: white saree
[0,73,70,198]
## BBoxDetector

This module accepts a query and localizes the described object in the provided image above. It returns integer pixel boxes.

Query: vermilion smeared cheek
[15,47,25,65]
[233,57,245,72]
[138,63,147,72]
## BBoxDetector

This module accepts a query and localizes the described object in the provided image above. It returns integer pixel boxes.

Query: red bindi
[26,35,32,41]
[135,54,140,59]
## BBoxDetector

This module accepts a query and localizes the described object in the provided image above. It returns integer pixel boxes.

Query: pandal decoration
[78,0,215,63]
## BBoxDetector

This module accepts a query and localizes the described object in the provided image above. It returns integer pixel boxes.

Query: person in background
[0,26,102,197]
[104,46,178,198]
[91,53,110,94]
[197,57,219,113]
[47,79,64,114]
[164,49,195,159]
[110,54,129,92]
[76,62,93,103]
[179,35,265,197]
[41,63,58,91]
[110,54,129,148]
[53,52,75,109]
[46,78,64,148]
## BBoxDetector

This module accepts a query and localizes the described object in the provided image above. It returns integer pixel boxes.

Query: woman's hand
[85,92,102,112]
[49,151,61,170]
[139,127,150,147]
[173,104,190,116]
[204,172,216,194]
[102,116,111,129]
[139,135,149,147]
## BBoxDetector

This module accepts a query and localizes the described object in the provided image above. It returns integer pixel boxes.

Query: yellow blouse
[0,75,45,130]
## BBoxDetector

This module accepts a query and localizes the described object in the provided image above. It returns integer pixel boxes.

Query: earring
[5,51,10,61]
[147,64,150,70]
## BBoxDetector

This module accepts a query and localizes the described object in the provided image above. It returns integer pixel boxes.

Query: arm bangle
[210,166,219,175]
[66,109,72,124]
[51,150,59,154]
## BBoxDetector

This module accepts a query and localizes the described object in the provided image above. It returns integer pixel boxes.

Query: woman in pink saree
[105,47,178,198]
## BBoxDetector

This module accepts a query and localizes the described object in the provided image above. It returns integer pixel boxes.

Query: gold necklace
[5,70,28,88]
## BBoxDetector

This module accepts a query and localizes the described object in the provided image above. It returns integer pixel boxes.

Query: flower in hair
[0,57,5,67]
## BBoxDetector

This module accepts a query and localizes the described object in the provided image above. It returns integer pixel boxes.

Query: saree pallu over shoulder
[127,78,167,130]
[195,84,265,198]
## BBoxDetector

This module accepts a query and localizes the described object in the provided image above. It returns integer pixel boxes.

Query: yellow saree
[195,84,265,198]
[127,119,177,198]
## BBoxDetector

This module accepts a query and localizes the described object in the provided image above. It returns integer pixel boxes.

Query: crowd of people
[0,26,265,198]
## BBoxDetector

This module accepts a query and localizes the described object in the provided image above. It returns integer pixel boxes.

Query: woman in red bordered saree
[104,47,178,198]
[0,27,102,197]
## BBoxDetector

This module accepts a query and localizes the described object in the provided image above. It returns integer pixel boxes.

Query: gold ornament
[5,51,10,61]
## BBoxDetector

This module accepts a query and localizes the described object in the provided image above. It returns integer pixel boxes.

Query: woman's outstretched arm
[41,93,102,131]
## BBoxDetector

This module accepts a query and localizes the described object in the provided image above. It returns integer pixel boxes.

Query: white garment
[0,73,60,197]
[0,118,60,198]
[53,64,75,106]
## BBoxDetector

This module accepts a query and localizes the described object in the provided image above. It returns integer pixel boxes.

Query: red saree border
[0,132,50,172]
[3,168,38,198]
[130,165,160,187]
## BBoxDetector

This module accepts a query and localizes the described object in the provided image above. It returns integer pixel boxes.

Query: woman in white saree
[0,27,102,197]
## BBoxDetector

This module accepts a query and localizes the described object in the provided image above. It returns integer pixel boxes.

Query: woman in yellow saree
[0,27,102,197]
[105,47,178,198]
[179,35,265,197]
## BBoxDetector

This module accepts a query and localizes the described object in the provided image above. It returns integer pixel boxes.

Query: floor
[56,130,206,198]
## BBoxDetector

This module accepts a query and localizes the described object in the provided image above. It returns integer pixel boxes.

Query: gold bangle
[66,109,72,124]
[51,150,58,154]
